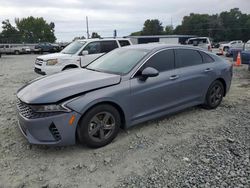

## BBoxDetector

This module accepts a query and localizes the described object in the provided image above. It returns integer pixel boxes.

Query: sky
[0,0,250,42]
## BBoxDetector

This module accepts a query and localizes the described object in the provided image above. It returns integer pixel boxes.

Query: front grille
[35,58,43,66]
[49,123,61,141]
[17,100,63,119]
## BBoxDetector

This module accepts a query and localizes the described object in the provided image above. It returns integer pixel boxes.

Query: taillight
[208,45,212,52]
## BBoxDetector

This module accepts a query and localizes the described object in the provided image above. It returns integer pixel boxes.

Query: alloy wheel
[209,84,223,106]
[88,112,116,142]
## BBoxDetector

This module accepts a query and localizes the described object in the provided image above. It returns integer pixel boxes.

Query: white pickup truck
[0,44,31,55]
[219,40,244,52]
[34,38,132,75]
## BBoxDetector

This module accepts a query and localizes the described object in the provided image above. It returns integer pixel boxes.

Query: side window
[200,51,214,63]
[119,40,130,47]
[5,45,9,48]
[0,45,3,48]
[143,49,175,72]
[175,49,203,68]
[100,41,118,53]
[84,42,101,54]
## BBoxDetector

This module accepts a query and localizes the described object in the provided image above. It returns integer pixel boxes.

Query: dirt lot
[0,54,249,188]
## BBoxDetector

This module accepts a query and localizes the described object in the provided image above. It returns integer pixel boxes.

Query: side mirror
[140,67,159,81]
[81,50,89,56]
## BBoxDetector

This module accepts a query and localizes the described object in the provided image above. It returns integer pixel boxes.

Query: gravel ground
[0,54,249,188]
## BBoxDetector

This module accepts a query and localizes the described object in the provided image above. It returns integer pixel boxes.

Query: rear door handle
[169,75,179,80]
[204,68,213,72]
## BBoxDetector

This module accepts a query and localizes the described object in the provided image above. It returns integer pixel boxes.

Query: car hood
[37,53,73,61]
[17,69,121,104]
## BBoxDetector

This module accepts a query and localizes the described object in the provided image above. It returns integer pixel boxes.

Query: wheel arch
[216,78,227,96]
[62,64,79,70]
[77,101,127,130]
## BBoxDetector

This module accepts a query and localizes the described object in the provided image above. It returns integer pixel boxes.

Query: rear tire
[77,104,121,148]
[14,50,19,55]
[203,80,224,109]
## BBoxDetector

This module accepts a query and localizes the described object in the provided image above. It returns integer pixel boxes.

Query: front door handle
[169,75,179,80]
[204,68,213,72]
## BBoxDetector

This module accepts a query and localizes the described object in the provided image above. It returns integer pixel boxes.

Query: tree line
[131,8,250,42]
[1,8,249,43]
[0,16,56,43]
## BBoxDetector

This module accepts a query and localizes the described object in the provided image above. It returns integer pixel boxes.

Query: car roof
[188,37,209,40]
[122,43,207,51]
[75,38,130,42]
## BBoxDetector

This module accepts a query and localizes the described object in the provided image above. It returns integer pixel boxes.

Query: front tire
[77,104,121,148]
[203,80,224,109]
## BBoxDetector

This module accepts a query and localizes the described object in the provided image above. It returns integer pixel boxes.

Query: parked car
[219,40,244,52]
[17,44,233,148]
[34,42,60,54]
[212,42,220,48]
[241,40,250,69]
[244,40,250,51]
[34,38,132,75]
[186,37,212,52]
[0,44,29,55]
[22,46,32,54]
[227,40,250,62]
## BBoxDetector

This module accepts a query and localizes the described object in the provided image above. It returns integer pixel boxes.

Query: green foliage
[142,19,164,35]
[91,32,101,38]
[0,16,56,43]
[175,8,250,42]
[130,8,250,42]
[165,25,174,35]
[130,31,142,36]
[0,20,21,43]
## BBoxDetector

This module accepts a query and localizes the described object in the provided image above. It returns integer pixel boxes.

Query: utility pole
[86,16,89,39]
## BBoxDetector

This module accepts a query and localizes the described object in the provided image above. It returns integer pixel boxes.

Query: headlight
[46,59,58,66]
[30,104,71,113]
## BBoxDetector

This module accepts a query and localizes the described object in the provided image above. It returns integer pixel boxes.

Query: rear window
[188,39,208,45]
[144,49,175,72]
[200,51,214,63]
[118,40,130,47]
[175,49,203,68]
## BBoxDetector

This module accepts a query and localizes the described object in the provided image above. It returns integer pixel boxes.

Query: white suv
[186,37,212,52]
[34,38,132,75]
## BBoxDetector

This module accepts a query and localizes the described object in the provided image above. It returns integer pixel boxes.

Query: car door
[230,41,237,48]
[80,41,102,67]
[5,45,10,53]
[129,49,182,123]
[174,49,216,105]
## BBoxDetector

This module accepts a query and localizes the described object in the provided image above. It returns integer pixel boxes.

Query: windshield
[87,48,149,75]
[61,41,86,54]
